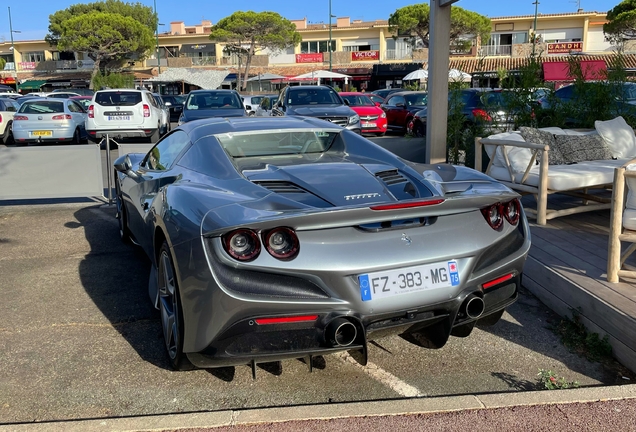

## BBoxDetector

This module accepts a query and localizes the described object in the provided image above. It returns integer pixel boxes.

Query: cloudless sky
[0,0,623,43]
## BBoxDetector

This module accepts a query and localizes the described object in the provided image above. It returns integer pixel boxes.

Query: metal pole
[105,134,113,205]
[329,0,332,72]
[532,0,540,56]
[8,7,17,84]
[154,0,160,75]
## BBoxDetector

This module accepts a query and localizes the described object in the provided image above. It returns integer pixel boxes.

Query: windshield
[287,88,341,105]
[341,95,374,107]
[186,92,242,110]
[405,93,428,106]
[216,129,340,157]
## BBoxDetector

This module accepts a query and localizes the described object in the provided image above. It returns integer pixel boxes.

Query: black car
[371,88,403,99]
[178,90,246,124]
[408,89,519,137]
[381,91,428,134]
[271,85,361,133]
[160,95,186,122]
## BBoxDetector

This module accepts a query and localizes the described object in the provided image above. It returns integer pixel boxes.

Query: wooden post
[608,166,626,283]
[537,145,549,225]
[426,0,453,165]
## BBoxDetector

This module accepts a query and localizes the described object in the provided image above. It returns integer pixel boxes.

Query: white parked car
[12,98,88,144]
[86,88,163,143]
[0,97,20,144]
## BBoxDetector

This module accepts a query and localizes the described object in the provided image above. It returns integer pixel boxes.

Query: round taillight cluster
[222,227,299,261]
[480,199,521,230]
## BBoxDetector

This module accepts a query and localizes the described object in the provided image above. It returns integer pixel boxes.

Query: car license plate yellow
[31,130,52,136]
[358,260,460,301]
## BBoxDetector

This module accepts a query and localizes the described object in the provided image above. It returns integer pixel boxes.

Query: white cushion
[482,131,533,173]
[624,208,636,231]
[595,116,636,158]
[625,164,636,211]
[488,158,627,191]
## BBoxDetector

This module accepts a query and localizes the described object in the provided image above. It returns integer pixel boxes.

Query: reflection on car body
[113,116,530,373]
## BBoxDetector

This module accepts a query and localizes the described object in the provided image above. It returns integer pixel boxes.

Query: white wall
[586,27,614,52]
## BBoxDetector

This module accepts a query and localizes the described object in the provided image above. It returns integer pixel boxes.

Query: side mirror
[375,102,381,107]
[164,102,172,107]
[343,99,350,106]
[396,102,405,108]
[114,154,139,179]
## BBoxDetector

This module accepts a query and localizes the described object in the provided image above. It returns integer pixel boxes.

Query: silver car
[12,98,87,144]
[114,116,530,373]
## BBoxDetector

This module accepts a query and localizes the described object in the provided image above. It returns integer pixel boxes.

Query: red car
[339,92,388,136]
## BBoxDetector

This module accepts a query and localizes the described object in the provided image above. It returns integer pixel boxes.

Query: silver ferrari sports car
[114,116,530,373]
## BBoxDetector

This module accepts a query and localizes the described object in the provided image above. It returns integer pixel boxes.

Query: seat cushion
[482,131,534,172]
[520,127,566,165]
[554,134,613,163]
[595,116,636,158]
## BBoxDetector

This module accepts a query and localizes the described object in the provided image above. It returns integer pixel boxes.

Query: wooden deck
[522,194,636,373]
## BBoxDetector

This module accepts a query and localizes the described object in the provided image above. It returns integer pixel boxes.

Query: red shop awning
[543,60,607,82]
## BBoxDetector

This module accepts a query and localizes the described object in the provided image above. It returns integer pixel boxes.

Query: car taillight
[143,104,150,117]
[481,199,521,230]
[88,105,94,118]
[0,114,2,123]
[472,108,491,122]
[222,229,260,261]
[52,114,72,120]
[263,227,299,260]
[13,115,28,121]
[503,199,521,225]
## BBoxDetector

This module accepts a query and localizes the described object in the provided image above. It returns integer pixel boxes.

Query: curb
[2,384,636,432]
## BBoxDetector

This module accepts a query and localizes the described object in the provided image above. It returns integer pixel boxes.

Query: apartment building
[1,9,630,92]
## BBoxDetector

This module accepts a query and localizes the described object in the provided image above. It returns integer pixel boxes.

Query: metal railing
[384,48,414,61]
[478,45,512,57]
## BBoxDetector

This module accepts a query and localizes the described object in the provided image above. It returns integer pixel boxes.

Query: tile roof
[490,11,605,20]
[449,54,636,74]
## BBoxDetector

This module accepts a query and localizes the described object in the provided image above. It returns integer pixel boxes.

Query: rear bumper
[186,275,520,369]
[87,128,157,141]
[13,125,77,143]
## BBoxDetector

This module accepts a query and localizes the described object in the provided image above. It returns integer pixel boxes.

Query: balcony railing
[478,45,512,57]
[12,60,96,72]
[384,48,414,61]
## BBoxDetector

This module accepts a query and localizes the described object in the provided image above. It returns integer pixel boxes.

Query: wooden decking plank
[530,224,609,268]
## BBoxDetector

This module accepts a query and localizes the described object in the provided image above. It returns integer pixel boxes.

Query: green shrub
[91,72,135,90]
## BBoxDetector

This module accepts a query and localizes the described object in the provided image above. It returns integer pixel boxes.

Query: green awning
[18,80,47,90]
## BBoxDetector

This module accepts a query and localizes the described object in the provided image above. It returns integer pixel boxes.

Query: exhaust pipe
[325,317,357,347]
[463,294,485,319]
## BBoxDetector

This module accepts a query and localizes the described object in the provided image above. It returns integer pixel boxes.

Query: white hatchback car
[86,89,163,143]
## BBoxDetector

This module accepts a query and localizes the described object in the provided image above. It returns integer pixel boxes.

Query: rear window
[186,92,242,110]
[95,91,143,106]
[216,130,340,157]
[287,88,341,105]
[18,100,65,114]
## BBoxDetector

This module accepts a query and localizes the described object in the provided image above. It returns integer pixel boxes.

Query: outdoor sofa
[475,116,636,225]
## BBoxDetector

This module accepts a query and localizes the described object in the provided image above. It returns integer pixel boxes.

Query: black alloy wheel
[157,241,194,371]
[413,121,426,138]
[116,190,132,244]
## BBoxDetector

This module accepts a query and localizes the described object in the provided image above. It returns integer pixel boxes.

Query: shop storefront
[370,63,425,91]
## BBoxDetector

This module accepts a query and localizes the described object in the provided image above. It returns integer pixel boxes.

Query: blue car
[178,90,246,125]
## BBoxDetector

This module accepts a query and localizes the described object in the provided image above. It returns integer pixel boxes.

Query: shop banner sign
[295,53,324,63]
[351,51,379,61]
[547,42,583,54]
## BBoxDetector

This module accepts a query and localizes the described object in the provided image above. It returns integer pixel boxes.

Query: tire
[248,111,255,117]
[157,241,194,371]
[413,121,426,138]
[148,127,160,144]
[116,192,132,244]
[72,128,81,145]
[1,121,13,145]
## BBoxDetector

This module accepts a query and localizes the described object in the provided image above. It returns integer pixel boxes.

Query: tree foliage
[46,0,156,85]
[604,0,636,43]
[209,11,301,91]
[388,3,490,50]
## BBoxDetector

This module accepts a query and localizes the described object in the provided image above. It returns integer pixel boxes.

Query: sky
[0,0,624,43]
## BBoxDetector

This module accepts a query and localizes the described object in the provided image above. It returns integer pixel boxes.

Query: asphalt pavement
[1,131,635,431]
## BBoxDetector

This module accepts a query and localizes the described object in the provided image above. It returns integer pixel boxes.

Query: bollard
[105,134,113,205]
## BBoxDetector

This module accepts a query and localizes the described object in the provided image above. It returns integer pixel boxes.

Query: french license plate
[31,130,52,136]
[108,116,131,121]
[359,260,459,301]
[362,122,376,128]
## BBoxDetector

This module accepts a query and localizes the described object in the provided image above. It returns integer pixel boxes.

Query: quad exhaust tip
[325,317,357,347]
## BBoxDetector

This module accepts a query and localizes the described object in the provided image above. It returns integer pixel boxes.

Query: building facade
[0,9,629,92]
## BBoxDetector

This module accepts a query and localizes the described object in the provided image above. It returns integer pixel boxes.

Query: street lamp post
[532,0,540,56]
[7,7,20,85]
[328,0,334,72]
[153,0,162,75]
